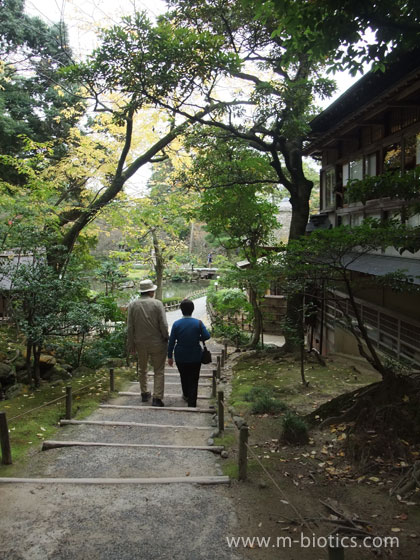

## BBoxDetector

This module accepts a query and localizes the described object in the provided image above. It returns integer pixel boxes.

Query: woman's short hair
[180,299,194,316]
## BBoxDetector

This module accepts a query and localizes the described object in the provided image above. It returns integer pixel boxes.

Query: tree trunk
[25,342,32,385]
[271,143,313,352]
[33,344,41,387]
[247,286,263,348]
[152,231,164,301]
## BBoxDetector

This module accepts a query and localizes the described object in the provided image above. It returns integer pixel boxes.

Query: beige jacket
[127,295,169,351]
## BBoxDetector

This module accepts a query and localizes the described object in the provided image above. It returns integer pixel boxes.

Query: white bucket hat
[139,279,157,293]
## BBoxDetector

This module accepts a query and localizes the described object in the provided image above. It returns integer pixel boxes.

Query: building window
[383,142,402,172]
[343,158,364,186]
[322,168,335,210]
[404,134,420,170]
[365,152,377,176]
[349,158,363,181]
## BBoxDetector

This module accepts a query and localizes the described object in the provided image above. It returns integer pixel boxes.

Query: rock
[0,363,16,386]
[72,366,95,377]
[5,383,24,399]
[207,438,214,446]
[258,480,268,489]
[48,365,72,382]
[220,450,229,459]
[40,354,57,366]
[210,419,217,427]
[210,430,219,438]
[59,363,73,372]
[14,357,27,371]
[16,369,29,383]
[233,415,245,429]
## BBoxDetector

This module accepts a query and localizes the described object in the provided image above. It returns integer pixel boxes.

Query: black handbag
[199,321,212,364]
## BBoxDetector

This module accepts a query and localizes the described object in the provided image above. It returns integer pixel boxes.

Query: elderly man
[127,279,168,407]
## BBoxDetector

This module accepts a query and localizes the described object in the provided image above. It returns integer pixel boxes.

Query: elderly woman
[167,299,211,407]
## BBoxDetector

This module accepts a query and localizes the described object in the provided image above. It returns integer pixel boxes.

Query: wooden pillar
[0,411,12,465]
[217,390,224,433]
[216,355,221,380]
[110,368,115,392]
[212,370,217,399]
[65,386,72,420]
[238,424,249,481]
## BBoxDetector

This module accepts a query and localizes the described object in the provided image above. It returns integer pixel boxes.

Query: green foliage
[211,322,250,346]
[281,412,309,445]
[253,0,420,74]
[79,11,238,114]
[81,326,127,369]
[208,287,250,316]
[96,261,128,295]
[245,386,288,414]
[95,293,125,323]
[0,1,84,182]
[346,168,420,206]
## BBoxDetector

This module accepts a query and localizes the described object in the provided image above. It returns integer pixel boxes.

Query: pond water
[161,280,209,299]
[92,279,210,305]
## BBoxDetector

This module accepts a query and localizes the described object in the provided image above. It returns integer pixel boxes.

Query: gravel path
[0,300,242,560]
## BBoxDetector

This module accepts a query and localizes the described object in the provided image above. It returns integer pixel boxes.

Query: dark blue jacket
[168,317,211,363]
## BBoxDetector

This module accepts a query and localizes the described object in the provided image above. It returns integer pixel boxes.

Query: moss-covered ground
[0,366,136,476]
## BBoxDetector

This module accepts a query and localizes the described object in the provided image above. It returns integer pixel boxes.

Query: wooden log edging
[42,440,224,453]
[0,475,230,485]
[60,419,213,430]
[100,404,214,413]
[118,392,210,399]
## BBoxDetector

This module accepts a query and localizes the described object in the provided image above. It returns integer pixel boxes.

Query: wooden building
[304,50,420,366]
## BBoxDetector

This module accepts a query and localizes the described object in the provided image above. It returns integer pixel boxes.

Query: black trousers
[176,362,201,407]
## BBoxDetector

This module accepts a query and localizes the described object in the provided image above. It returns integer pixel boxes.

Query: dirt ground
[220,352,420,560]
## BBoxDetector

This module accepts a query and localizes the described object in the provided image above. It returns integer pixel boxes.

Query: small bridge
[190,267,219,279]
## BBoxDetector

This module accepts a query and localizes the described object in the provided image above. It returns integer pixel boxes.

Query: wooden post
[220,348,225,368]
[238,424,249,481]
[328,545,345,560]
[212,370,217,399]
[216,355,221,380]
[110,368,115,392]
[224,343,228,361]
[0,411,12,465]
[217,390,224,433]
[65,386,72,420]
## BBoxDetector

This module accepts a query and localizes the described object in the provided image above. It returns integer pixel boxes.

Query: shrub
[81,326,127,369]
[212,322,250,346]
[245,386,288,414]
[282,412,309,445]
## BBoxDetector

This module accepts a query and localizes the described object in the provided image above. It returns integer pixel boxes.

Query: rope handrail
[244,440,313,531]
[8,372,109,422]
[214,364,311,532]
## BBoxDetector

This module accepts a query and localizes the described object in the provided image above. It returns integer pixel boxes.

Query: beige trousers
[136,342,167,399]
